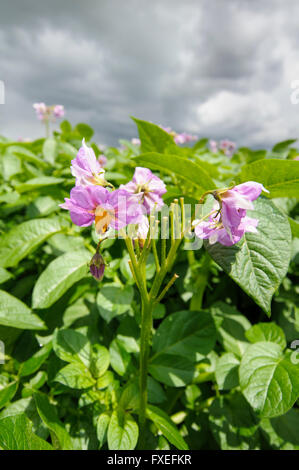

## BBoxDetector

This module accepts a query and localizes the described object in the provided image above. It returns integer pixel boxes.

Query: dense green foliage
[0,118,298,450]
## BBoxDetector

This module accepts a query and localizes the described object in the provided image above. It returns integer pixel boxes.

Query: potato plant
[0,117,298,450]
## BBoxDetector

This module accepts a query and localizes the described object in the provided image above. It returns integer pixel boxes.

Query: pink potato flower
[131,138,141,146]
[33,103,65,121]
[33,102,47,120]
[53,105,65,118]
[71,139,106,187]
[60,185,143,235]
[209,140,218,153]
[161,126,197,145]
[219,139,236,157]
[174,132,198,145]
[98,154,107,167]
[209,139,236,157]
[120,167,166,214]
[194,182,268,246]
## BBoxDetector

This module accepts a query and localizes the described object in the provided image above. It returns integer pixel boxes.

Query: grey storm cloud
[0,0,299,148]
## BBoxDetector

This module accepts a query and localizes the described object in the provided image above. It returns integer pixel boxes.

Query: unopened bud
[89,252,105,281]
[134,238,145,249]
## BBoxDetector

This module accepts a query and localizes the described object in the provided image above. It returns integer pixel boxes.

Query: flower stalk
[138,296,153,448]
[124,204,186,448]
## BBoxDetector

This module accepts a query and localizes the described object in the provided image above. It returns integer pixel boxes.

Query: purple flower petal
[121,167,166,214]
[71,140,105,187]
[233,181,269,200]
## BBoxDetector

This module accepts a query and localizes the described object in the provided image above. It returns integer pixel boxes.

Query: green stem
[124,235,153,448]
[44,119,50,138]
[190,252,211,311]
[161,216,168,265]
[124,237,148,302]
[138,296,153,449]
[149,237,181,301]
[156,273,179,303]
[151,239,160,272]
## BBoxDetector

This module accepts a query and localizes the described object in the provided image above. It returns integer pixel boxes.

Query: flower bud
[89,252,105,281]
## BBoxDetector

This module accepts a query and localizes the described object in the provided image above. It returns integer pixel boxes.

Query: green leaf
[53,329,91,367]
[147,376,167,404]
[134,152,216,196]
[215,353,240,390]
[1,153,21,180]
[9,146,49,169]
[0,217,62,268]
[60,120,72,133]
[75,123,94,140]
[0,381,18,409]
[19,341,52,377]
[0,267,12,284]
[97,412,110,449]
[116,316,140,353]
[260,409,299,450]
[289,217,299,238]
[23,371,47,396]
[272,139,297,154]
[211,302,251,357]
[27,196,57,218]
[149,354,195,387]
[90,345,110,377]
[245,322,286,348]
[109,339,131,376]
[48,233,86,254]
[32,250,91,308]
[34,392,73,449]
[107,410,138,450]
[239,342,299,417]
[132,117,177,153]
[236,159,299,198]
[63,298,90,327]
[58,141,77,158]
[0,397,32,419]
[206,198,292,315]
[152,310,216,361]
[193,138,209,151]
[146,404,189,450]
[96,371,114,390]
[208,393,260,450]
[54,363,95,389]
[119,382,139,411]
[0,414,53,450]
[16,176,64,193]
[0,290,45,330]
[42,138,58,164]
[96,283,134,323]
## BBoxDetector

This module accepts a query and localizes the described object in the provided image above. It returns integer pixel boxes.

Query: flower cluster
[61,140,167,278]
[209,139,236,157]
[161,126,198,145]
[194,182,268,246]
[61,140,166,243]
[33,103,65,122]
[60,139,266,275]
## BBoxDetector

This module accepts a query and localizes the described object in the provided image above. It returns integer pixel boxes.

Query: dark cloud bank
[0,0,299,148]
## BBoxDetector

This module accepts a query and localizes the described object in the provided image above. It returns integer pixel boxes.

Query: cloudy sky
[1,0,299,148]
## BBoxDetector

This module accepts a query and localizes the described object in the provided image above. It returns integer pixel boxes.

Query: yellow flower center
[94,207,113,234]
